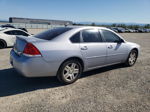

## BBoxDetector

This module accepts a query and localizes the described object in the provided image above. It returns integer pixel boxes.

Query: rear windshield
[34,27,72,40]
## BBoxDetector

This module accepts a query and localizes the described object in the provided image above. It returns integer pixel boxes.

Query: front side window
[102,30,121,42]
[5,31,18,35]
[35,27,72,40]
[82,29,102,43]
[4,30,29,36]
[4,31,13,35]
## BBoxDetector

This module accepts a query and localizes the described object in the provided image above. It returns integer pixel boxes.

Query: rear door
[80,29,107,69]
[101,29,128,64]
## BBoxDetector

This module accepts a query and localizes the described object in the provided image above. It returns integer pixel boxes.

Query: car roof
[52,26,122,42]
[62,26,111,33]
[67,26,109,30]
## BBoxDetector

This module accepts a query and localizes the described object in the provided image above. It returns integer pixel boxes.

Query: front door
[101,29,128,64]
[106,42,127,64]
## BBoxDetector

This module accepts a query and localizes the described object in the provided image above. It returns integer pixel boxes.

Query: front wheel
[125,49,138,66]
[57,59,82,84]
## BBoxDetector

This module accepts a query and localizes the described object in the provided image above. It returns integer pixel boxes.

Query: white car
[0,28,31,48]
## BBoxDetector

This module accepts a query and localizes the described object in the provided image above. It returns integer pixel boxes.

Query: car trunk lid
[14,36,45,54]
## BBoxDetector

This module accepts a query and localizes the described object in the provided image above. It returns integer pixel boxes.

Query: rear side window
[70,32,80,43]
[35,27,72,40]
[82,29,102,43]
[4,30,29,36]
[4,31,12,35]
[102,30,121,42]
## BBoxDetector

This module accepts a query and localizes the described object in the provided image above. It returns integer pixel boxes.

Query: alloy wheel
[63,63,80,82]
[128,51,137,65]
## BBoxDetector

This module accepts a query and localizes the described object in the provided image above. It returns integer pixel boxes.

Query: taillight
[23,43,41,56]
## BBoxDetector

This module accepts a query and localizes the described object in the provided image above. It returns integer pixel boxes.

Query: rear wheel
[0,40,7,49]
[125,49,138,66]
[57,59,82,84]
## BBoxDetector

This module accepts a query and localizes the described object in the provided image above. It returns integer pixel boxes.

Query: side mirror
[115,39,124,43]
[120,39,124,43]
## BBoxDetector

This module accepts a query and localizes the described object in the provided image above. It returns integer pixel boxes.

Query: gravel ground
[0,33,150,112]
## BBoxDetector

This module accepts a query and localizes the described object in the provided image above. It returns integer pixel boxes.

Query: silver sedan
[10,26,140,84]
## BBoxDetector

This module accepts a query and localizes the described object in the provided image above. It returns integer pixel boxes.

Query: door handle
[108,45,113,49]
[81,46,88,50]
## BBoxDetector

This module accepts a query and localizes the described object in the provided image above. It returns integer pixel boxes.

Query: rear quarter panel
[33,41,84,70]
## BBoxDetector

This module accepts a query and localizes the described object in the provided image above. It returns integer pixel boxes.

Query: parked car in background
[18,28,28,32]
[109,27,118,33]
[134,29,139,33]
[0,24,16,28]
[0,28,31,48]
[10,26,140,84]
[125,28,135,33]
[144,29,150,33]
[117,27,126,33]
[147,29,150,32]
[0,24,28,32]
[0,27,5,30]
[137,28,145,33]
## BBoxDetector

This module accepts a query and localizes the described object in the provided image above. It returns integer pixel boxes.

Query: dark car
[117,27,126,33]
[1,24,15,28]
[109,27,118,33]
[137,28,145,33]
[125,28,135,33]
[18,28,28,32]
[1,24,28,32]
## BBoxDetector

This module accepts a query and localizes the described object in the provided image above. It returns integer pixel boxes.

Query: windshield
[34,27,72,40]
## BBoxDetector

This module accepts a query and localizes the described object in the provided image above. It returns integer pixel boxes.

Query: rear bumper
[10,50,59,77]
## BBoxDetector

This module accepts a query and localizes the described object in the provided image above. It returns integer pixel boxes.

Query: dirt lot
[0,33,150,112]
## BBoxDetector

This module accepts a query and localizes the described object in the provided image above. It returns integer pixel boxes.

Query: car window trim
[98,29,105,42]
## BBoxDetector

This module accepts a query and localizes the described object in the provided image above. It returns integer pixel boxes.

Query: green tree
[144,24,150,28]
[112,24,117,27]
[91,22,95,26]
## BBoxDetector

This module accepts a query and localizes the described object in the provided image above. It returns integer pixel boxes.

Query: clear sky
[0,0,150,23]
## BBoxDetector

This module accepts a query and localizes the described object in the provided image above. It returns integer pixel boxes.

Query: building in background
[9,17,73,25]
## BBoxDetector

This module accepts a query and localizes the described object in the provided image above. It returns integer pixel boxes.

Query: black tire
[0,40,7,49]
[57,59,83,84]
[125,49,138,66]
